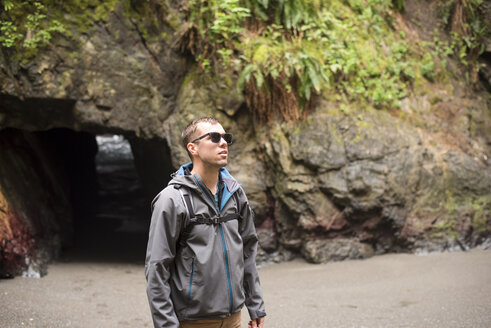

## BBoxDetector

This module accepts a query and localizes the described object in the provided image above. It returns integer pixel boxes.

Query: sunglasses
[191,132,233,145]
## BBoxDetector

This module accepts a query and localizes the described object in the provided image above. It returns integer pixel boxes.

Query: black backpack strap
[232,188,246,232]
[177,186,194,247]
[182,194,195,219]
[176,185,242,246]
[194,213,241,225]
[176,184,195,220]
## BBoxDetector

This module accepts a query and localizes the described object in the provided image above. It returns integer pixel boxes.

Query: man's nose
[218,136,227,146]
[218,136,228,146]
[218,137,228,148]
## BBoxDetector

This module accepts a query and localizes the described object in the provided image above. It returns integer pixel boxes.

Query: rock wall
[0,1,490,275]
[0,3,188,138]
[172,71,491,263]
[262,107,491,262]
[0,129,74,277]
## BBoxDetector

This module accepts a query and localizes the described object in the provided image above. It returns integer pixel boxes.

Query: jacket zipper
[193,176,234,314]
[188,257,194,300]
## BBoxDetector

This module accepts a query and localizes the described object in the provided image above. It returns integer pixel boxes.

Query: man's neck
[191,163,220,194]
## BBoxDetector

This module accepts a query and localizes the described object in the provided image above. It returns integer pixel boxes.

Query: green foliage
[0,20,21,48]
[243,0,321,28]
[0,1,66,57]
[176,0,250,71]
[188,0,250,44]
[471,197,489,234]
[238,24,329,102]
[0,0,126,61]
[418,30,456,82]
[436,0,490,81]
[420,53,437,80]
[3,0,485,122]
[181,0,448,121]
[392,0,405,12]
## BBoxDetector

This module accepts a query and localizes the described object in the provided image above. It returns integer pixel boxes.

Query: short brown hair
[181,117,219,149]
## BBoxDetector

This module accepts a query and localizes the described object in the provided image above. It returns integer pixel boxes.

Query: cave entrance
[69,133,149,263]
[36,128,174,264]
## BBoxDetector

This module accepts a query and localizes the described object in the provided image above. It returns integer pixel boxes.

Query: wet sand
[1,248,490,328]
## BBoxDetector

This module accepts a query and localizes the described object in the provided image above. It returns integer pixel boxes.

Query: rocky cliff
[0,0,490,276]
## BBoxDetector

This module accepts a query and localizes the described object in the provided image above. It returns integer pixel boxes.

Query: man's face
[190,122,229,168]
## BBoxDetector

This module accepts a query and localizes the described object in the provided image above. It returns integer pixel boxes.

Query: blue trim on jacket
[177,162,241,212]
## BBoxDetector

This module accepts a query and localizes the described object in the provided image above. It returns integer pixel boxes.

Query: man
[145,117,266,328]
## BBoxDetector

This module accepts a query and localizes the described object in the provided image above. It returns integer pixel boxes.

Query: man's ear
[187,142,198,157]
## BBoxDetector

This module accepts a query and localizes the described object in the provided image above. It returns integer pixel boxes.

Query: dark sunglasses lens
[208,132,232,144]
[209,132,222,143]
[223,133,232,144]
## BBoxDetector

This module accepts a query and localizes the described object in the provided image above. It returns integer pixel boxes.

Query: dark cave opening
[0,95,178,275]
[70,132,149,263]
[32,128,175,264]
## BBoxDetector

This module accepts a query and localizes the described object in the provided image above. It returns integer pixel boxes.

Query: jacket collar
[173,162,241,211]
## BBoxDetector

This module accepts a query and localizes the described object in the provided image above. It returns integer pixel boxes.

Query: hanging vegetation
[173,0,489,124]
[1,0,488,124]
[174,0,406,123]
[436,0,490,85]
[0,1,66,59]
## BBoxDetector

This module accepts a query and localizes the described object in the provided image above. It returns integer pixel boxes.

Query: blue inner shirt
[213,182,219,205]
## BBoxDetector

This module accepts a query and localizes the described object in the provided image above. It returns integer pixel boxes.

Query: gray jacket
[145,163,266,327]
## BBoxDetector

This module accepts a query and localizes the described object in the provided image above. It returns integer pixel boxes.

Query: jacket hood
[169,162,241,211]
[167,163,199,190]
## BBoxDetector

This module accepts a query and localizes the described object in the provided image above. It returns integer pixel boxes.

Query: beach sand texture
[1,248,490,328]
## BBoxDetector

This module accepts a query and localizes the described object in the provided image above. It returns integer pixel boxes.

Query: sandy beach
[1,247,490,328]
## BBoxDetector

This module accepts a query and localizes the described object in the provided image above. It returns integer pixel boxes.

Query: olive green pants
[179,312,241,328]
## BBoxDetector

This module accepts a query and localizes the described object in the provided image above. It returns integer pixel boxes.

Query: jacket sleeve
[238,188,267,320]
[145,188,184,328]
